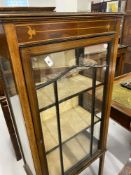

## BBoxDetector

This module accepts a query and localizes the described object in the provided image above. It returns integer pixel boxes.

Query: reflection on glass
[31,44,108,175]
[0,58,36,174]
[32,50,76,84]
[0,58,16,97]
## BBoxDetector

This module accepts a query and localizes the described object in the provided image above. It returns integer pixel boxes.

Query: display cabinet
[121,0,131,73]
[0,8,121,175]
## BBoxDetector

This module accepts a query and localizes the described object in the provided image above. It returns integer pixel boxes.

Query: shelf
[40,99,100,152]
[37,74,100,110]
[46,131,98,175]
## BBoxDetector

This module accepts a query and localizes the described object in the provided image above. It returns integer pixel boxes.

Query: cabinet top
[0,7,123,22]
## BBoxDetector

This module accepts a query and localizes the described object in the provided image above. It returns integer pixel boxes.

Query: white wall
[0,0,93,12]
[92,0,103,3]
[0,0,55,7]
[28,0,55,7]
[55,0,77,12]
[77,0,91,12]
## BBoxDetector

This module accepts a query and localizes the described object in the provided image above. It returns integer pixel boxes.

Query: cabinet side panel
[0,23,42,175]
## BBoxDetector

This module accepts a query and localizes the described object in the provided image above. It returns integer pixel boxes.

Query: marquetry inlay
[106,24,111,31]
[27,26,36,39]
[16,19,116,44]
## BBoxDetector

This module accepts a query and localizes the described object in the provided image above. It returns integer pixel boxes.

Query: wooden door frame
[20,35,115,175]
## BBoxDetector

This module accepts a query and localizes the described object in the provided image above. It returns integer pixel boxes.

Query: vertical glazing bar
[90,67,97,156]
[98,42,112,149]
[53,81,64,175]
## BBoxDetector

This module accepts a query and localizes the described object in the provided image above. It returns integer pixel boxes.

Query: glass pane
[31,43,109,175]
[58,96,98,172]
[0,58,36,174]
[33,50,76,110]
[40,107,58,152]
[0,58,16,96]
[81,44,108,154]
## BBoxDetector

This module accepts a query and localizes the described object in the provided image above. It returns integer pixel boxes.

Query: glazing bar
[53,81,64,175]
[90,67,97,156]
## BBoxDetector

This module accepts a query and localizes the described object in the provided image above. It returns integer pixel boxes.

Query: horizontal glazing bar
[39,82,103,112]
[64,142,99,175]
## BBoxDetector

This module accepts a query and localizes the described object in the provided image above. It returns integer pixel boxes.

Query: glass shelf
[37,74,100,111]
[46,131,98,175]
[40,97,100,153]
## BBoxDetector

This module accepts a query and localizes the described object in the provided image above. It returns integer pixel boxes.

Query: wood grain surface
[15,19,116,45]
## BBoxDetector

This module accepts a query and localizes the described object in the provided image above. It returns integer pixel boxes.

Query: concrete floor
[81,119,131,175]
[108,119,131,164]
[81,151,123,175]
[0,104,131,175]
[0,105,26,175]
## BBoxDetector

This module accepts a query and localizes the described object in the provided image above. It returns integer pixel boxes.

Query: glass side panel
[0,58,16,97]
[31,43,109,175]
[0,58,36,174]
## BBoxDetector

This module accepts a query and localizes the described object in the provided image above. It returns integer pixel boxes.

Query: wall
[92,0,103,3]
[55,0,77,12]
[28,0,55,7]
[0,0,103,11]
[77,0,91,12]
[55,0,107,12]
[0,0,55,7]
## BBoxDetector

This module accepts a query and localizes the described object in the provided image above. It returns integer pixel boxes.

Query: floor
[81,151,123,175]
[108,120,131,164]
[81,120,131,175]
[0,105,26,175]
[0,104,131,175]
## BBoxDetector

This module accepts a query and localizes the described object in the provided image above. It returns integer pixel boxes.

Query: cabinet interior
[29,45,107,175]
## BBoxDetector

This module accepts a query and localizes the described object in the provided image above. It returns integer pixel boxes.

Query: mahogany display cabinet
[0,8,122,175]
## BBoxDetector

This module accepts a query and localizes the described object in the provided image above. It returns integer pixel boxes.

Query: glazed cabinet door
[21,36,113,175]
